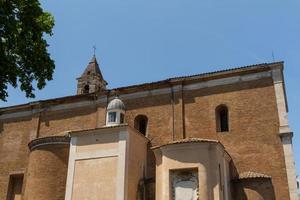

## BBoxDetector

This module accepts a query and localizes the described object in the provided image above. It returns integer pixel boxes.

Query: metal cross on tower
[93,45,96,56]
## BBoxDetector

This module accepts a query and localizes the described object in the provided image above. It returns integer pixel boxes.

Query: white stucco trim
[281,133,298,200]
[1,71,272,120]
[106,109,125,126]
[116,130,127,200]
[272,68,298,200]
[272,69,290,132]
[65,137,77,200]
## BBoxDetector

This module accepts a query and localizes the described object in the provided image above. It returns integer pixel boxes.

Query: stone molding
[28,136,70,151]
[1,68,276,120]
[272,68,298,200]
[278,131,293,140]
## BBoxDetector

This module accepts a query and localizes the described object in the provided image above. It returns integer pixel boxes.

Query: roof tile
[238,171,271,180]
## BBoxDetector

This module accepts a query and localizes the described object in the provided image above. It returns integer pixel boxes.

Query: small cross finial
[93,45,96,56]
[272,51,275,62]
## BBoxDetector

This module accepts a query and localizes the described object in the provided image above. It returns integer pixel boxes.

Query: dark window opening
[108,112,117,123]
[134,115,148,135]
[83,85,90,94]
[6,174,23,200]
[120,113,124,124]
[216,105,229,132]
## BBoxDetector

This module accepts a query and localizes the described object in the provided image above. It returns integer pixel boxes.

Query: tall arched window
[216,105,229,132]
[134,115,148,135]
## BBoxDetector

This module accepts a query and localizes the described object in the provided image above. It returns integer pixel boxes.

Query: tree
[0,0,55,101]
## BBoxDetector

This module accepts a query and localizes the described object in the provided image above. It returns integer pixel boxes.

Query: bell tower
[77,55,107,94]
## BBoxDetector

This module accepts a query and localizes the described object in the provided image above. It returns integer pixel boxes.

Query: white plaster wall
[65,127,124,200]
[64,126,148,200]
[154,142,231,200]
[72,157,118,200]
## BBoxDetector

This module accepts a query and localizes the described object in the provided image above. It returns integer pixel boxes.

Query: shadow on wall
[230,160,275,200]
[233,178,275,200]
[144,143,156,200]
[0,121,3,133]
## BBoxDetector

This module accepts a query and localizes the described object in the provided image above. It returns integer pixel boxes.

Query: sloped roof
[81,55,104,80]
[151,138,220,149]
[115,61,283,91]
[0,61,283,112]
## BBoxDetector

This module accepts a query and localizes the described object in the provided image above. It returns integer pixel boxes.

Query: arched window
[134,115,148,135]
[106,97,125,126]
[216,105,229,132]
[83,85,89,94]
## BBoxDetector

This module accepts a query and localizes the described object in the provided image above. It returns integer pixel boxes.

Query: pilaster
[272,66,298,200]
[171,84,186,140]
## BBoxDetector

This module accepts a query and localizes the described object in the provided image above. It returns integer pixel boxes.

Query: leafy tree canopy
[0,0,55,101]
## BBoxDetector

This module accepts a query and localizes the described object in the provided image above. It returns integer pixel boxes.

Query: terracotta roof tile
[151,138,220,149]
[115,61,283,91]
[0,61,283,111]
[238,171,271,180]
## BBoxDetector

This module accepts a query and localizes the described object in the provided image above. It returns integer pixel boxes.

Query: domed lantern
[106,97,126,126]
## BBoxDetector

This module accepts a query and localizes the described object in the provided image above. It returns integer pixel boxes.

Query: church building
[0,56,298,200]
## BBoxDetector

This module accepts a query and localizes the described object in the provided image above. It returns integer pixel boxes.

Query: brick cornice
[28,136,70,151]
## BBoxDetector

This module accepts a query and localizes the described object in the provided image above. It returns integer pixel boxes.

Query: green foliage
[0,0,55,101]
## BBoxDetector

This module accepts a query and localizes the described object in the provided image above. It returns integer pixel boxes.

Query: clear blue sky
[1,0,299,176]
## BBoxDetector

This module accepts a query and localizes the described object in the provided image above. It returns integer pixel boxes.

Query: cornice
[28,135,70,151]
[0,61,283,120]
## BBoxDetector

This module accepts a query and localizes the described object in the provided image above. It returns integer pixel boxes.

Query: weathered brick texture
[23,145,69,200]
[0,116,33,200]
[0,63,292,200]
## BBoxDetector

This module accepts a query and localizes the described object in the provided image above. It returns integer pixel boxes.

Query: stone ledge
[28,136,70,151]
[278,131,293,139]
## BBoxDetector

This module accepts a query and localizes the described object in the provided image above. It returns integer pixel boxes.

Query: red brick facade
[0,61,296,199]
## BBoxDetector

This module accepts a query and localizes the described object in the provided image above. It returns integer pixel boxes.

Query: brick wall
[0,116,33,200]
[0,74,290,199]
[184,78,289,198]
[23,145,69,200]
